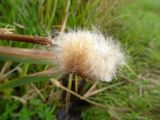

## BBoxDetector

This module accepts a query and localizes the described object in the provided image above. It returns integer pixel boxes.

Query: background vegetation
[0,0,160,119]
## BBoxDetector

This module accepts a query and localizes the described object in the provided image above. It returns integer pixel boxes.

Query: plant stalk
[0,45,54,64]
[0,33,52,45]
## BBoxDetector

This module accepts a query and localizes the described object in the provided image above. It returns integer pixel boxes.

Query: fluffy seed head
[53,30,125,82]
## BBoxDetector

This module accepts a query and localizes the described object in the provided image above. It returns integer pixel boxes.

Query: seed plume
[53,30,125,82]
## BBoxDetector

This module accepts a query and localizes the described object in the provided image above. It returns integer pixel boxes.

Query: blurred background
[0,0,160,119]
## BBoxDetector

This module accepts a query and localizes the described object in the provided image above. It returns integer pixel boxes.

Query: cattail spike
[53,30,125,82]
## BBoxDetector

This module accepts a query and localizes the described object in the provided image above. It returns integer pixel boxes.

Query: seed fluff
[53,30,125,82]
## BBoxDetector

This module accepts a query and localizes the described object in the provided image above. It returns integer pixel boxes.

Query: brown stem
[0,33,52,45]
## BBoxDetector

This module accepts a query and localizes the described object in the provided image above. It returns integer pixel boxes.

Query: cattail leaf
[0,46,55,65]
[0,54,54,64]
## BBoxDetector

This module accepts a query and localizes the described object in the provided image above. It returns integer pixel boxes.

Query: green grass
[0,0,160,120]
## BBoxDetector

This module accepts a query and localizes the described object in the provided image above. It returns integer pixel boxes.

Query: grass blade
[0,69,61,90]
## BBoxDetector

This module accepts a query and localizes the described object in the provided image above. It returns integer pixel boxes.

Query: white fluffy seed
[53,30,125,82]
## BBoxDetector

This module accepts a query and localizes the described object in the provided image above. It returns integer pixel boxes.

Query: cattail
[53,30,125,82]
